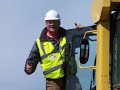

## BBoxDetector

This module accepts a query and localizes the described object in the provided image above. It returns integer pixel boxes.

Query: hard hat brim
[45,18,60,20]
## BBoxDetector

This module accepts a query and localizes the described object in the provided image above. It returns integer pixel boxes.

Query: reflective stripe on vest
[36,37,66,79]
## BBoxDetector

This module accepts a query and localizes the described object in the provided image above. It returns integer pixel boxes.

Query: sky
[0,0,94,90]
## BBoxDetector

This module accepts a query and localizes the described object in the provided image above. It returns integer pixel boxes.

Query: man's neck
[46,31,58,39]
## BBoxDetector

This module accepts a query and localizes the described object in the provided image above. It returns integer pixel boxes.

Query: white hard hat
[44,10,60,20]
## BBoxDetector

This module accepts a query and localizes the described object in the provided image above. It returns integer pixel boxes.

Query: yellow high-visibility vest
[36,37,66,79]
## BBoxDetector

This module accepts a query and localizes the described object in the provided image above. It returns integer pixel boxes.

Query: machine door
[111,11,120,89]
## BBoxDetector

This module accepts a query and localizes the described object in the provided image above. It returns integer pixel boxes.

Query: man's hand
[24,60,38,75]
[74,23,83,29]
[25,63,34,75]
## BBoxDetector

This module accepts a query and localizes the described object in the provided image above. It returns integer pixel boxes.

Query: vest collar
[40,27,66,41]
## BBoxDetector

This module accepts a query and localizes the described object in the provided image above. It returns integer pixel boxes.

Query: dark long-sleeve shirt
[25,27,66,74]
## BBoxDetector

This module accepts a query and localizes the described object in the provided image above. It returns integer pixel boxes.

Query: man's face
[46,20,60,32]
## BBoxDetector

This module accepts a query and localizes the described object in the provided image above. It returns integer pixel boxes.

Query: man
[24,9,81,90]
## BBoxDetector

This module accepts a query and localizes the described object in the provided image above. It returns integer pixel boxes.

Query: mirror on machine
[79,39,89,64]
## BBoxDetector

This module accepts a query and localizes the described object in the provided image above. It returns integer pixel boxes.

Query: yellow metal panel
[91,0,110,23]
[96,21,110,90]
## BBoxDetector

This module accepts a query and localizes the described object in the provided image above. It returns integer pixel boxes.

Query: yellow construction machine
[78,0,120,90]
